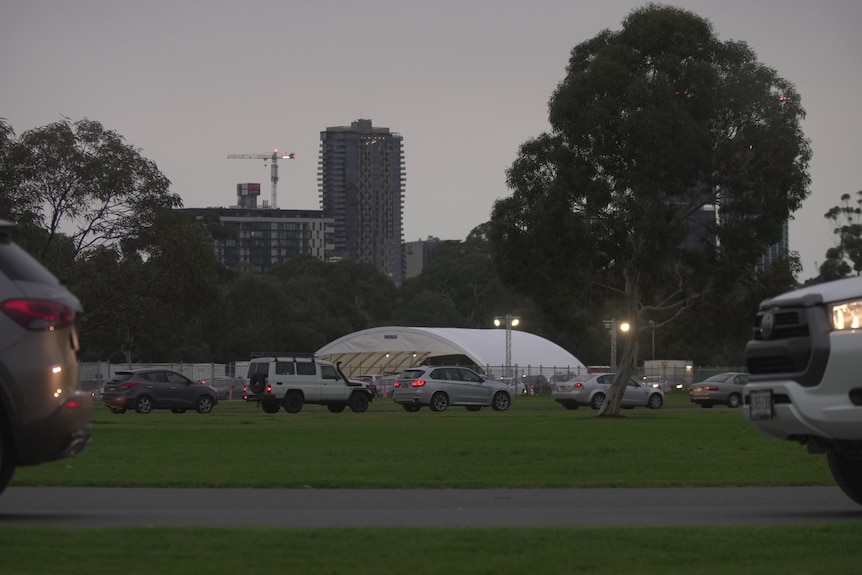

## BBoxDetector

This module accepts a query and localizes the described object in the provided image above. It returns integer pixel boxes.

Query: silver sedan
[689,372,749,408]
[392,366,513,412]
[552,373,664,410]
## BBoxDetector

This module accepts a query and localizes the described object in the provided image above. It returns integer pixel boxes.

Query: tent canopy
[316,326,585,378]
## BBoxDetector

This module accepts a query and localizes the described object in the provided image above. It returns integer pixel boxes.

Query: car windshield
[398,370,424,380]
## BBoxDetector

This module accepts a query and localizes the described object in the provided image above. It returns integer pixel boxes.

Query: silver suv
[744,275,862,505]
[0,220,92,496]
[244,353,374,414]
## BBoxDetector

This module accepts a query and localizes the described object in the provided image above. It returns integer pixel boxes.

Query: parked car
[641,375,668,391]
[377,376,398,398]
[101,369,218,414]
[0,219,93,497]
[392,366,513,412]
[689,372,749,408]
[552,373,664,410]
[355,375,379,396]
[520,374,551,395]
[201,376,243,400]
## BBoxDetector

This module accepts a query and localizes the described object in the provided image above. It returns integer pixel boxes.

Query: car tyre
[491,391,511,412]
[827,448,862,505]
[196,396,214,414]
[647,393,663,409]
[590,393,605,410]
[283,391,303,414]
[170,408,187,414]
[727,394,741,408]
[0,427,15,497]
[249,373,266,394]
[134,396,153,414]
[348,392,369,413]
[327,403,346,413]
[261,400,280,414]
[402,404,421,412]
[429,391,449,412]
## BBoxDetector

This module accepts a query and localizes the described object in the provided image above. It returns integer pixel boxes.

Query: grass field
[3,393,858,574]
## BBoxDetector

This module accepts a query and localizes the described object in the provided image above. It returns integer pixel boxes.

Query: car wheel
[465,405,482,412]
[491,391,511,412]
[327,403,346,413]
[590,393,605,410]
[110,407,127,414]
[170,408,187,414]
[283,391,303,414]
[727,394,742,408]
[429,391,449,412]
[827,448,862,505]
[261,400,280,414]
[249,373,266,394]
[647,393,663,409]
[196,396,214,414]
[402,404,421,412]
[134,396,153,414]
[348,392,369,413]
[0,426,16,497]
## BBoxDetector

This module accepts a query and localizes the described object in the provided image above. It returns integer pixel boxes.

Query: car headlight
[831,300,862,331]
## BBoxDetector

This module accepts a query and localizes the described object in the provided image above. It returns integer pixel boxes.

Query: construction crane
[227,149,295,208]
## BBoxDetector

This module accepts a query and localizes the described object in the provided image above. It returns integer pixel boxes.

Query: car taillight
[707,386,719,391]
[574,382,584,388]
[119,382,138,390]
[266,384,272,393]
[411,379,426,387]
[2,299,75,331]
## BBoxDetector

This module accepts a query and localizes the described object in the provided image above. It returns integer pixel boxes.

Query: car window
[320,364,339,380]
[165,372,189,384]
[597,375,613,384]
[0,238,63,285]
[296,361,316,376]
[399,369,424,381]
[248,362,269,378]
[275,361,295,375]
[140,371,166,383]
[460,369,482,383]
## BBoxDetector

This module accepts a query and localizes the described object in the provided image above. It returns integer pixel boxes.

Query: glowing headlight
[831,300,862,330]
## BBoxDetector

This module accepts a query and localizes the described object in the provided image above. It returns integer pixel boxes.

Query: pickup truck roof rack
[249,352,316,360]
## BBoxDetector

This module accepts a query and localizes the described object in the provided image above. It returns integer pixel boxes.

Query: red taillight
[411,379,426,387]
[119,382,138,390]
[266,384,272,393]
[574,382,584,388]
[2,299,75,331]
[706,386,720,391]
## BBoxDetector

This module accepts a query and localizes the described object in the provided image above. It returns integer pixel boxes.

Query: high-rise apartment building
[318,119,405,285]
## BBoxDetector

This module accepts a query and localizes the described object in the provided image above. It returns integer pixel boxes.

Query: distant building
[184,184,333,273]
[405,237,441,280]
[318,119,406,285]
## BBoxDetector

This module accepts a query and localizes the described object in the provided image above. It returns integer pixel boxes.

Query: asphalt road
[1,486,861,528]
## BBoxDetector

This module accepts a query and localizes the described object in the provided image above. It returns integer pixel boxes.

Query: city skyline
[3,1,860,280]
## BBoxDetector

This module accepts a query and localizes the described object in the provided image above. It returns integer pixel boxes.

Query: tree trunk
[599,268,641,417]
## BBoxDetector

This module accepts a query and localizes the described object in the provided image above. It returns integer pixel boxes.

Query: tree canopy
[489,4,811,415]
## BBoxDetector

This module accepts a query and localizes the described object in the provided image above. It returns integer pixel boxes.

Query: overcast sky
[3,0,860,279]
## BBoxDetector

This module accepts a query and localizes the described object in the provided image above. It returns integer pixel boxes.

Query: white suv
[244,354,374,414]
[744,275,862,504]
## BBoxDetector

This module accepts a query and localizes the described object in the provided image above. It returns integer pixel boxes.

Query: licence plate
[749,390,773,420]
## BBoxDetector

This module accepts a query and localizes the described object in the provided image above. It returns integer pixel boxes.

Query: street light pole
[493,314,520,378]
[603,319,630,370]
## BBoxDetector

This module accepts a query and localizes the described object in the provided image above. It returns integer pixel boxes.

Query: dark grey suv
[0,220,93,496]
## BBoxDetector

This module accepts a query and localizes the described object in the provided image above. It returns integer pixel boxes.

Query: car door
[429,368,464,402]
[458,368,490,404]
[319,363,347,401]
[141,370,170,406]
[164,371,196,408]
[621,378,649,407]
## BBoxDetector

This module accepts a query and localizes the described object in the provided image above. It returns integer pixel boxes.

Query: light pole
[493,314,520,378]
[603,319,630,370]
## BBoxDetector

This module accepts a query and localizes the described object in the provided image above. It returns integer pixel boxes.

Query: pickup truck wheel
[327,403,346,413]
[726,394,741,408]
[827,449,862,505]
[429,391,449,412]
[348,392,369,413]
[261,400,280,413]
[491,391,511,411]
[249,374,266,394]
[283,391,303,413]
[402,404,421,412]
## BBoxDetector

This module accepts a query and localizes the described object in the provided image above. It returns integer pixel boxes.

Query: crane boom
[227,149,295,208]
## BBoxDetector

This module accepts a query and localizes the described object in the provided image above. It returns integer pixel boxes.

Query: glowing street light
[603,319,630,370]
[493,314,521,378]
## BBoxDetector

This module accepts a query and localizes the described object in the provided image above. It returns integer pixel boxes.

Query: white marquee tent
[316,326,585,378]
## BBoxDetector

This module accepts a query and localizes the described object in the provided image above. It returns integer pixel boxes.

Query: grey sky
[3,0,860,279]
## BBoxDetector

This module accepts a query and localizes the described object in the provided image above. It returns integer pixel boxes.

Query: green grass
[3,394,856,575]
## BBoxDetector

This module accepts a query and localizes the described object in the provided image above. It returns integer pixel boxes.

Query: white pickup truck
[744,275,862,505]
